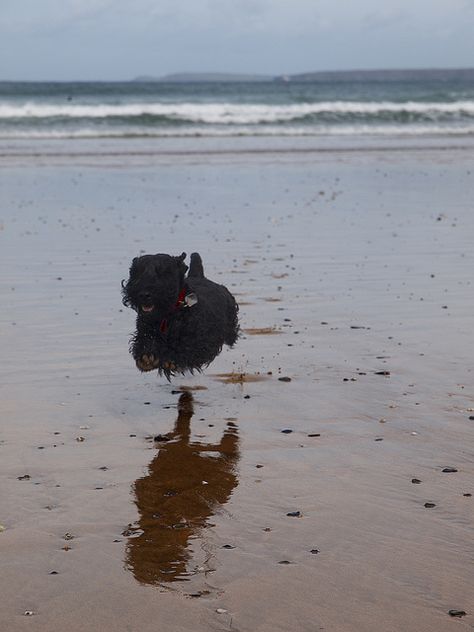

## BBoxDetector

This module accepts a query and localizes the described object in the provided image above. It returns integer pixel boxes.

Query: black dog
[122,252,239,379]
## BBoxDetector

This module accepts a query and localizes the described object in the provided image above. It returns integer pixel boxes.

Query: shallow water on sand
[1,143,474,631]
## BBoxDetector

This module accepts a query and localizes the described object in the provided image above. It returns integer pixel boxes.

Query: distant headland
[133,68,474,83]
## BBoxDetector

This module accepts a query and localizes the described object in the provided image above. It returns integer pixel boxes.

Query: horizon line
[1,65,474,83]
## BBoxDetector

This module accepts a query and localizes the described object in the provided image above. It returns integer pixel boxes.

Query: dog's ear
[121,257,140,307]
[175,252,188,281]
[125,257,139,276]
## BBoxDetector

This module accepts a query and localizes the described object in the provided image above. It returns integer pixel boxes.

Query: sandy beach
[1,137,474,631]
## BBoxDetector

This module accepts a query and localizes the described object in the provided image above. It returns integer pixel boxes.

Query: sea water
[1,73,474,142]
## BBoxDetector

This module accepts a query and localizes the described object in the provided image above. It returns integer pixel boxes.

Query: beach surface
[1,137,473,631]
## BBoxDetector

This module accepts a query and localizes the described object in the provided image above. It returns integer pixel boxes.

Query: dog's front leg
[132,322,161,372]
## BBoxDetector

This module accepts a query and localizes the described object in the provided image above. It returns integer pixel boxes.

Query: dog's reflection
[125,392,239,585]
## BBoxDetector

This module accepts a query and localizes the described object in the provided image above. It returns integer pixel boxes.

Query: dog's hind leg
[188,252,204,278]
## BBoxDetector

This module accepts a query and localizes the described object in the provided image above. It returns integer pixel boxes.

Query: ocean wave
[2,101,474,124]
[2,124,474,140]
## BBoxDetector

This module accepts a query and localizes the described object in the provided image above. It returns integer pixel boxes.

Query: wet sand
[1,139,474,630]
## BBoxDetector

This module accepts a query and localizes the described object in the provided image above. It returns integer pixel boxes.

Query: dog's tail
[188,252,204,278]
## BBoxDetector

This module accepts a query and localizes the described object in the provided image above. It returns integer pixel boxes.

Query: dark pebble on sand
[411,478,422,484]
[281,428,293,434]
[307,433,320,437]
[469,416,474,420]
[310,549,319,554]
[448,610,466,618]
[463,493,472,497]
[442,467,458,473]
[49,571,58,575]
[374,437,384,441]
[222,544,235,549]
[129,434,136,438]
[278,560,291,565]
[244,395,251,399]
[424,502,436,508]
[143,402,151,405]
[286,511,301,517]
[18,474,31,481]
[278,377,292,382]
[375,371,391,376]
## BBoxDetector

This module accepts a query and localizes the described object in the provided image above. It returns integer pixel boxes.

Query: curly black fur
[122,252,239,380]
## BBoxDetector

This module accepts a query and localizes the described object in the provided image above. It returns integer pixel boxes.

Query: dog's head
[122,252,188,318]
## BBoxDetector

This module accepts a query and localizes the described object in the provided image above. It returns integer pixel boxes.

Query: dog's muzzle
[138,292,156,313]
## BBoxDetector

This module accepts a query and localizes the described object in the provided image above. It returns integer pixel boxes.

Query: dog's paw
[162,361,176,371]
[136,354,159,372]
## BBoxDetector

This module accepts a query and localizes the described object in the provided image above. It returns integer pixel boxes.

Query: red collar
[175,287,187,308]
[159,288,187,334]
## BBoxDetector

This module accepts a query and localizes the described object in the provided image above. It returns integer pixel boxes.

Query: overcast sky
[1,0,473,80]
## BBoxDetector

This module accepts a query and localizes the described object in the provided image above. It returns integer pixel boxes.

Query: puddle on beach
[244,327,282,335]
[124,392,240,587]
[212,372,270,384]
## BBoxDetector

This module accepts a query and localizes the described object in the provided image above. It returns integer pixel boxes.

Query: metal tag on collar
[184,292,198,307]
